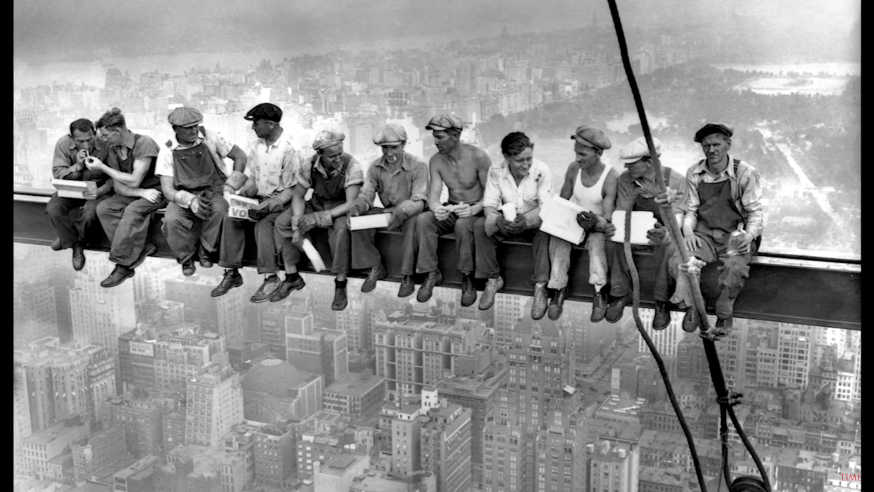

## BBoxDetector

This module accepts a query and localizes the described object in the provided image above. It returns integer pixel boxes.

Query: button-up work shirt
[155,128,234,179]
[683,155,764,238]
[482,158,553,214]
[52,135,110,184]
[360,152,429,209]
[244,132,302,199]
[296,153,364,190]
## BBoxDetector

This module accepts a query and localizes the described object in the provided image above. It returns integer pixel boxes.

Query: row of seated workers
[47,103,762,334]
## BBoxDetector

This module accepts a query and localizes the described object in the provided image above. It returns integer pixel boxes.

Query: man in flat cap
[670,122,763,334]
[346,123,429,296]
[545,125,618,321]
[415,113,492,305]
[273,129,364,310]
[604,136,688,328]
[475,132,553,317]
[46,117,113,271]
[87,108,166,287]
[156,106,248,276]
[211,102,303,302]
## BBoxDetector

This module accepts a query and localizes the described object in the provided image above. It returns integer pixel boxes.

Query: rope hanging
[604,0,772,490]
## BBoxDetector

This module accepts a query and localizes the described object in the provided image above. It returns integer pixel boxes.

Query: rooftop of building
[167,443,250,476]
[596,393,646,417]
[25,417,88,446]
[324,371,385,397]
[639,466,698,487]
[349,473,415,492]
[377,310,456,333]
[113,455,160,480]
[242,358,316,394]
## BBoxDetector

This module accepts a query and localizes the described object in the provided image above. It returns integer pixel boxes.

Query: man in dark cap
[670,122,763,334]
[415,113,492,305]
[87,108,166,287]
[347,123,429,296]
[474,132,553,318]
[156,106,248,276]
[46,117,113,271]
[604,136,688,329]
[272,129,364,310]
[546,125,618,321]
[211,103,302,302]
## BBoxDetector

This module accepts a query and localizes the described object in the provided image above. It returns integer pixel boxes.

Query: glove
[386,209,407,231]
[298,213,318,235]
[314,210,333,227]
[654,187,680,205]
[248,207,268,221]
[576,211,600,231]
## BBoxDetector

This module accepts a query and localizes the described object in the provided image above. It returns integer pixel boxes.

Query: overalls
[162,140,230,264]
[96,134,169,267]
[275,155,352,275]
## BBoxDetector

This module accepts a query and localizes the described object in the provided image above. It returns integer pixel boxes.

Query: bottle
[726,223,746,256]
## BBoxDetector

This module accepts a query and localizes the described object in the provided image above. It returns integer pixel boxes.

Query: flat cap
[313,130,345,151]
[425,114,463,132]
[619,136,661,164]
[244,103,283,122]
[571,125,612,150]
[373,124,407,146]
[694,122,733,143]
[168,107,203,128]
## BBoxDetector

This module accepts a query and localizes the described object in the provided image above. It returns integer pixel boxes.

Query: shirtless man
[547,125,618,321]
[415,114,492,305]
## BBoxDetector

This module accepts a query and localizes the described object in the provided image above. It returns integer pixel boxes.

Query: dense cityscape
[13,12,860,492]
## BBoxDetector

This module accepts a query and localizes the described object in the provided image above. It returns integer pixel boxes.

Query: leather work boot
[198,244,213,268]
[72,244,86,271]
[51,238,63,251]
[682,306,700,333]
[332,281,348,311]
[270,275,306,302]
[548,287,568,320]
[653,301,671,330]
[398,276,415,298]
[101,264,135,288]
[605,294,630,323]
[250,275,280,303]
[531,282,548,320]
[211,269,243,297]
[591,290,608,322]
[361,264,387,293]
[182,259,196,277]
[714,316,733,336]
[479,276,504,311]
[417,270,443,303]
[460,273,477,307]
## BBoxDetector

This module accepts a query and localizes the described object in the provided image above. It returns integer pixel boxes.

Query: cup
[501,203,517,222]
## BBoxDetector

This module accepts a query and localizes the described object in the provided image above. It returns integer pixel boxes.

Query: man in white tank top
[546,125,618,321]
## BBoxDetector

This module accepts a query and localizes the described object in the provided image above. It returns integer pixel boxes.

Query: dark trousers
[274,203,351,275]
[416,211,478,275]
[669,230,756,318]
[351,208,418,275]
[96,194,168,267]
[45,193,110,249]
[162,195,229,264]
[473,216,550,282]
[610,241,675,302]
[219,211,282,274]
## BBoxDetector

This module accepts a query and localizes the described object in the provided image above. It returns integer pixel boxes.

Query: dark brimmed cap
[571,125,611,150]
[425,114,463,132]
[244,103,283,122]
[694,122,733,143]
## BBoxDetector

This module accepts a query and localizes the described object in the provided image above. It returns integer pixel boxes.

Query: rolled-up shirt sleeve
[280,147,300,191]
[682,170,701,233]
[344,157,365,188]
[296,158,314,189]
[739,166,764,238]
[409,158,429,203]
[359,165,380,207]
[482,168,503,210]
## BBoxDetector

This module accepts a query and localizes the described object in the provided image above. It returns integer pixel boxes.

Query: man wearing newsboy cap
[603,136,688,329]
[345,123,430,296]
[668,122,763,335]
[156,106,248,277]
[415,113,492,306]
[211,103,303,303]
[273,129,364,311]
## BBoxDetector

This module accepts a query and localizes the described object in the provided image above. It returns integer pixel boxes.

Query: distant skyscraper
[166,275,246,347]
[420,401,473,492]
[777,323,814,388]
[102,395,163,458]
[13,278,58,350]
[586,440,640,492]
[185,361,244,449]
[637,309,685,358]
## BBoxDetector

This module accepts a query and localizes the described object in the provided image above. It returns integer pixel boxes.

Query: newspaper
[226,194,260,221]
[538,196,587,245]
[610,211,658,245]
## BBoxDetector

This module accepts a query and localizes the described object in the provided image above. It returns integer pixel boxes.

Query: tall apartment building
[419,399,473,492]
[493,293,528,348]
[586,440,641,492]
[259,296,309,359]
[185,361,244,449]
[777,323,814,388]
[252,424,297,488]
[14,278,58,350]
[557,302,616,380]
[297,428,360,480]
[373,310,489,399]
[166,275,246,347]
[336,296,371,353]
[637,309,686,358]
[282,312,349,386]
[102,395,163,458]
[534,420,588,492]
[71,425,128,480]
